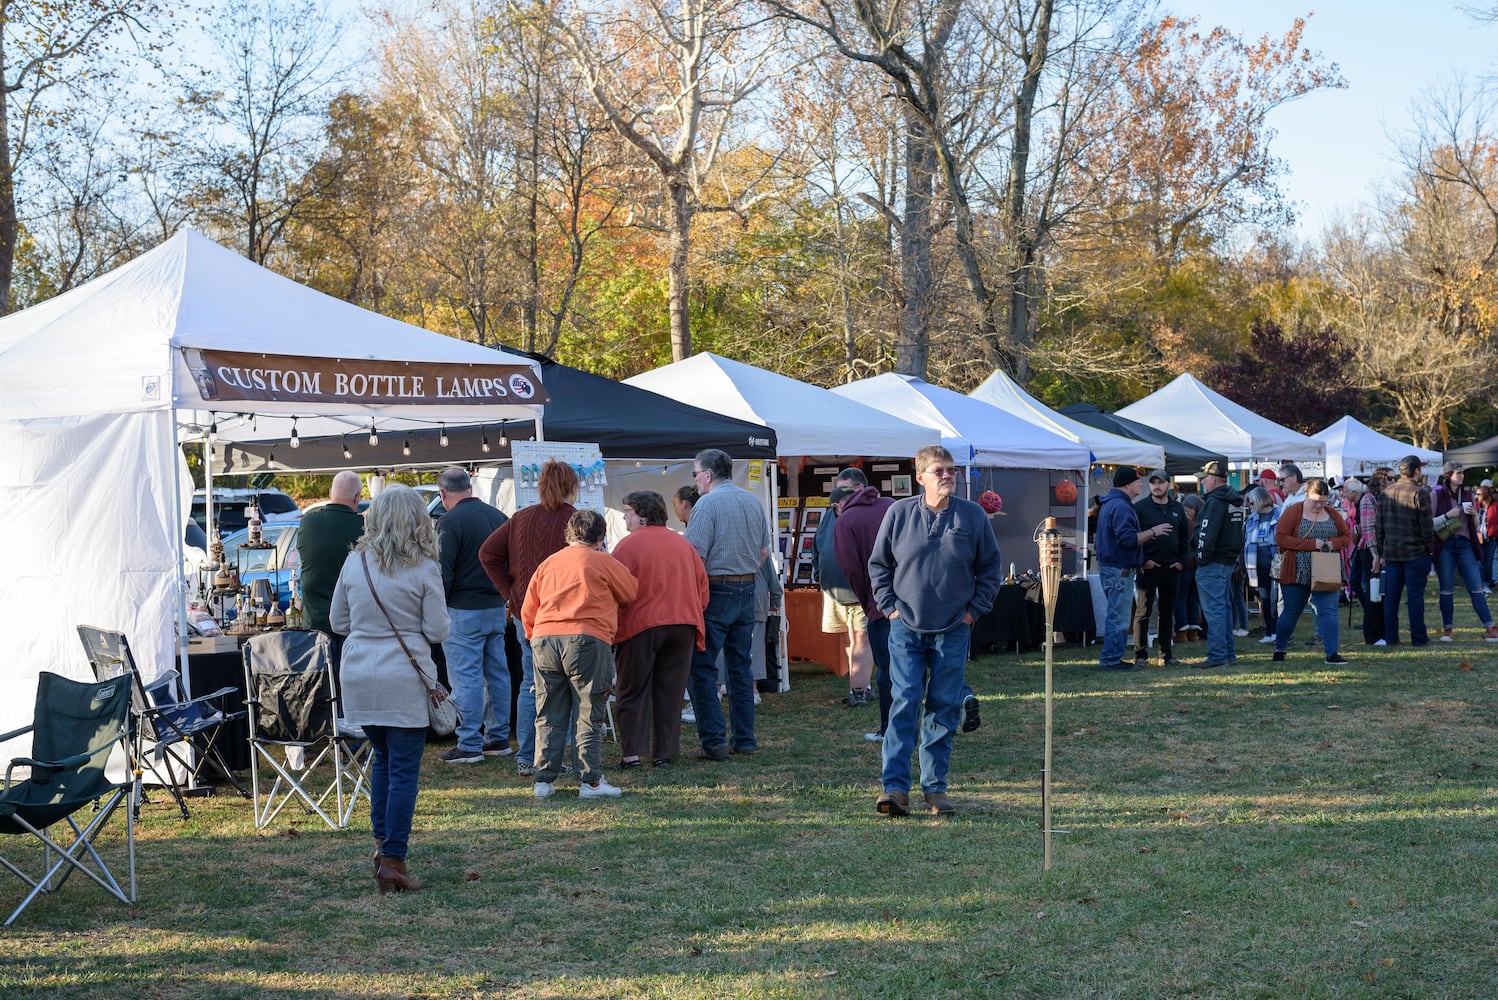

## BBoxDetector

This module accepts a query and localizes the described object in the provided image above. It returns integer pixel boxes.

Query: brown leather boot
[375,856,423,894]
[373,838,384,875]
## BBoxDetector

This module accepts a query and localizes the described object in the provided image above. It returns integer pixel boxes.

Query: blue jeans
[364,725,426,861]
[1230,571,1249,631]
[514,616,537,766]
[1274,584,1341,655]
[1383,555,1432,645]
[1196,562,1236,664]
[1098,565,1135,666]
[881,617,969,794]
[1435,536,1493,629]
[689,579,756,752]
[868,615,892,736]
[443,605,511,751]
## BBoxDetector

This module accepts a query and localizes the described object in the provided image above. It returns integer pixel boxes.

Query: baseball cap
[1199,460,1228,479]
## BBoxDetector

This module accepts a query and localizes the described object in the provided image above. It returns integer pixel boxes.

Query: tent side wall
[0,410,180,734]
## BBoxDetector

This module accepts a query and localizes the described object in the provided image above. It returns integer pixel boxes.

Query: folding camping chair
[76,626,248,820]
[242,630,369,830]
[0,671,136,925]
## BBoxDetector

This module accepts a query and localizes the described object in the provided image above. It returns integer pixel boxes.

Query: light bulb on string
[208,413,219,441]
[402,434,411,457]
[341,435,352,460]
[439,423,449,448]
[289,417,300,449]
[369,420,378,447]
[480,425,491,454]
[498,422,508,447]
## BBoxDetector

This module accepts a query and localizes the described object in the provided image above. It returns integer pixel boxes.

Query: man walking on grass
[1373,455,1434,647]
[868,445,1001,818]
[1193,460,1245,669]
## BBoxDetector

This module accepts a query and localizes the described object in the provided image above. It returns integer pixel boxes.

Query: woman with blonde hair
[332,485,450,893]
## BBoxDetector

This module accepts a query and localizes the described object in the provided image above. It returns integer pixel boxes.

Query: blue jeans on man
[1383,554,1432,645]
[443,605,511,752]
[1196,561,1236,665]
[1098,565,1135,667]
[364,724,427,862]
[881,617,970,794]
[1435,535,1494,630]
[689,579,757,753]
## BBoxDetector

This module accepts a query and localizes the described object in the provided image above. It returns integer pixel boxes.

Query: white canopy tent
[625,353,936,458]
[1312,416,1441,479]
[0,231,545,731]
[1116,373,1325,464]
[831,373,1092,470]
[969,369,1165,469]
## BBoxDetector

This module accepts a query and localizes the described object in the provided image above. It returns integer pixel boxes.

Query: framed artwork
[801,507,823,530]
[890,474,913,497]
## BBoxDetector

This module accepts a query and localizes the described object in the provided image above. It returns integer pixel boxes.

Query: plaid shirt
[1357,491,1378,551]
[1374,476,1433,561]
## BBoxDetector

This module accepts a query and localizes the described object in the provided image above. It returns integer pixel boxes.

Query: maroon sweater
[479,503,576,611]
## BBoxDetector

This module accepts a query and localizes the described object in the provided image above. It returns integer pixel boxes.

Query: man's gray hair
[1277,463,1303,482]
[437,467,471,493]
[694,448,733,482]
[330,470,363,503]
[836,467,868,487]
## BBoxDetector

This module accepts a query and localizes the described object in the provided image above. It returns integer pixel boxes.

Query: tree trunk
[0,80,12,315]
[897,108,935,378]
[667,171,693,361]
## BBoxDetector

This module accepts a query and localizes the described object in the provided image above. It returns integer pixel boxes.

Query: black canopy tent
[214,349,777,472]
[1444,434,1498,469]
[1059,403,1228,477]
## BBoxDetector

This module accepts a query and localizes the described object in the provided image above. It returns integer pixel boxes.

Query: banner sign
[182,348,547,406]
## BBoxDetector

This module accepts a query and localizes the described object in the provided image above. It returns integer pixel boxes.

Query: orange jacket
[521,544,639,644]
[1273,502,1351,586]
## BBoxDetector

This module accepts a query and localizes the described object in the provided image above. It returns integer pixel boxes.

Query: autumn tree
[1205,319,1362,435]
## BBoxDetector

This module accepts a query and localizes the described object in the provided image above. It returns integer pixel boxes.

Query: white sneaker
[681,708,696,724]
[533,782,555,799]
[1258,635,1276,644]
[753,690,762,704]
[864,732,884,742]
[1232,629,1251,637]
[1373,639,1388,647]
[579,777,622,799]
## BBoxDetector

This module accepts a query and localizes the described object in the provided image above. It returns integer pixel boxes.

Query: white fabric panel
[0,411,180,734]
[625,353,935,458]
[1116,373,1325,463]
[969,369,1165,468]
[1312,416,1441,478]
[833,373,1092,471]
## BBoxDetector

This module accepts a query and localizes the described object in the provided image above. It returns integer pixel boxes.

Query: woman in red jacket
[1272,479,1353,665]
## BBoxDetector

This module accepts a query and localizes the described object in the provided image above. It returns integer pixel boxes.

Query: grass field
[2,609,1497,999]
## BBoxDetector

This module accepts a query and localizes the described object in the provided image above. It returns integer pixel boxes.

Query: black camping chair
[242,630,369,830]
[0,671,136,925]
[76,626,248,820]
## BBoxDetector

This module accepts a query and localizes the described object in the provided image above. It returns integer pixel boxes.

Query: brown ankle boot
[375,856,422,894]
[373,838,384,875]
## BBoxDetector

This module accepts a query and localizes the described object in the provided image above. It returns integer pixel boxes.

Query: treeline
[14,1,1498,448]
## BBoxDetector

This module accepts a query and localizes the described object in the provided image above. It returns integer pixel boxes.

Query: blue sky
[1183,1,1498,239]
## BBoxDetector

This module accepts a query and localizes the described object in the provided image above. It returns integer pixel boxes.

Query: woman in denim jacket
[1243,486,1281,642]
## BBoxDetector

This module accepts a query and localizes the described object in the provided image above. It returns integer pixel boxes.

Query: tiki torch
[1036,516,1064,871]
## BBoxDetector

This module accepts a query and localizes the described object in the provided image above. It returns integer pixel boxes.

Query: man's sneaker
[516,759,535,777]
[482,741,513,757]
[439,747,484,765]
[1324,653,1348,665]
[579,778,623,799]
[961,695,981,732]
[1440,627,1455,642]
[1258,635,1276,644]
[533,781,555,799]
[1232,628,1251,637]
[843,688,868,707]
[1486,625,1498,642]
[681,708,696,724]
[864,732,884,743]
[1272,650,1286,663]
[1373,639,1388,647]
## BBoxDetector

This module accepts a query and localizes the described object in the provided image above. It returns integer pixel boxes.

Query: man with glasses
[868,445,1002,818]
[683,448,771,760]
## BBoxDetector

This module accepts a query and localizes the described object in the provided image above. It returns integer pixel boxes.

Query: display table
[972,579,1095,652]
[783,589,850,675]
[185,649,252,772]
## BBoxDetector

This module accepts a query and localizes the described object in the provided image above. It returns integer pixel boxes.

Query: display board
[777,496,830,588]
[511,440,606,512]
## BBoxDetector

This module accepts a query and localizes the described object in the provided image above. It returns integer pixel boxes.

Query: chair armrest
[11,751,92,771]
[0,723,35,745]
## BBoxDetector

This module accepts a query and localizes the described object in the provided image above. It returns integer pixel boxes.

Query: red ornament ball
[1054,480,1078,504]
[978,490,1003,514]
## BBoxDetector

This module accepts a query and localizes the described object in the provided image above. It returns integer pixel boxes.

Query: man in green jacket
[297,471,365,635]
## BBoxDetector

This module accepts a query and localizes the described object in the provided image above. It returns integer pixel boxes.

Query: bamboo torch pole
[1037,517,1063,871]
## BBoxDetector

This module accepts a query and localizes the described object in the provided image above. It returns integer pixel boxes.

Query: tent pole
[172,416,192,692]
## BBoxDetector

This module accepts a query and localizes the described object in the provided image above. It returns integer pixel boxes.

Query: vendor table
[972,579,1095,652]
[783,589,850,676]
[185,649,252,772]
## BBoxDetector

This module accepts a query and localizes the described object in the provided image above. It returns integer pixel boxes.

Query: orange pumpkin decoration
[1054,480,1078,504]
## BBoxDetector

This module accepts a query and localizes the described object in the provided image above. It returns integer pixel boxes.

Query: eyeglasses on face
[925,467,957,479]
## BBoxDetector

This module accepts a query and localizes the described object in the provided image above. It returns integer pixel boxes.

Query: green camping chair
[0,671,136,925]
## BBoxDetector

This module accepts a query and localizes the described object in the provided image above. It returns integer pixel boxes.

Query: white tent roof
[0,229,545,435]
[832,373,1090,470]
[625,353,936,457]
[1116,373,1325,464]
[968,369,1164,468]
[1313,416,1440,478]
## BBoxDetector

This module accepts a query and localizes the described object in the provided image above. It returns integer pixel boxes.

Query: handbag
[1269,552,1284,579]
[1434,513,1460,541]
[360,552,460,735]
[1310,550,1343,592]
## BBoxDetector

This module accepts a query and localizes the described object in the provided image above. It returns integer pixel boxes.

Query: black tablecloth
[973,579,1095,651]
[185,650,251,772]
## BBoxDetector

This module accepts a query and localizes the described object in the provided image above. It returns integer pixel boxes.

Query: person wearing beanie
[1095,466,1172,670]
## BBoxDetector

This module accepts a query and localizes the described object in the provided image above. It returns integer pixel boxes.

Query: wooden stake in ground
[1037,516,1064,871]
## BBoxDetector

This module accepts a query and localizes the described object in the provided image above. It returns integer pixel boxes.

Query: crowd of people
[1101,455,1498,677]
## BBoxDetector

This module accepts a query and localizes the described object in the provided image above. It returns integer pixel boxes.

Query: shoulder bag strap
[360,551,439,697]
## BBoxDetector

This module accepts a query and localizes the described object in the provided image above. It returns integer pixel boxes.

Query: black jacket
[1195,484,1245,566]
[1134,494,1189,567]
[436,497,508,609]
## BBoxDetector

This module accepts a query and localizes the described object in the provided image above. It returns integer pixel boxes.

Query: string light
[480,425,491,454]
[341,435,352,460]
[289,416,300,449]
[368,420,378,446]
[208,413,218,440]
[498,421,508,447]
[402,434,412,457]
[439,423,449,448]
